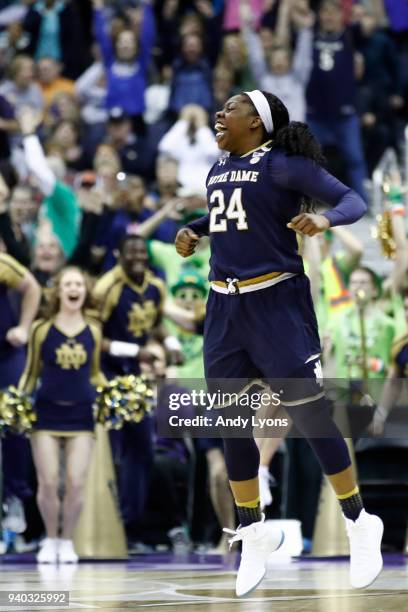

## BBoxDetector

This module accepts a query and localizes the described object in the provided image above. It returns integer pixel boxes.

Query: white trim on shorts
[210,272,297,294]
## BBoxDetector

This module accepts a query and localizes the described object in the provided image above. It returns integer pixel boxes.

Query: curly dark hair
[243,91,326,212]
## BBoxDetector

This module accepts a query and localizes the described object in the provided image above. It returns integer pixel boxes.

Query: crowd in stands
[0,0,407,556]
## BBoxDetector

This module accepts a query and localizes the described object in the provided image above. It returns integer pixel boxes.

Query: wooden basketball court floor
[0,552,407,611]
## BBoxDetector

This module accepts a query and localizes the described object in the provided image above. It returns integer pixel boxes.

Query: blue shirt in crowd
[93,4,155,116]
[169,58,214,113]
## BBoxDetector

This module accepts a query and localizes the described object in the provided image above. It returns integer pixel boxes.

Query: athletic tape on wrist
[109,340,140,358]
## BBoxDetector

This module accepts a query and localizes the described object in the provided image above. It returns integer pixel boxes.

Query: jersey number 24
[209,188,249,232]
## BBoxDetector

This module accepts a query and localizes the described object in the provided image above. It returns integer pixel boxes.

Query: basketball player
[175,91,383,596]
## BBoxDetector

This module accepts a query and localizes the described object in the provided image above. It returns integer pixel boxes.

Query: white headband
[244,90,274,134]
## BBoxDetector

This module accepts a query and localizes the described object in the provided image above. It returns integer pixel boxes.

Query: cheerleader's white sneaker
[37,538,58,564]
[345,509,383,588]
[224,515,284,597]
[58,539,79,564]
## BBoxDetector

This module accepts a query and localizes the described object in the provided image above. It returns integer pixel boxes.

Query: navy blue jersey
[18,320,104,432]
[93,267,165,345]
[0,254,26,358]
[307,30,356,118]
[19,320,104,403]
[93,266,165,375]
[188,144,366,282]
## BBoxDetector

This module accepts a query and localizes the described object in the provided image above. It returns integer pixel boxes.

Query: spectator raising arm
[274,0,293,47]
[291,9,315,86]
[240,0,314,121]
[330,226,363,272]
[92,0,114,68]
[138,0,156,73]
[239,1,270,85]
[19,108,80,258]
[19,108,55,196]
[75,62,105,104]
[93,0,155,116]
[69,187,104,271]
[136,198,179,240]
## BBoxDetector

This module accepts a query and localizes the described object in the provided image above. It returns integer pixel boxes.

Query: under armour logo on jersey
[313,360,324,387]
[218,152,230,166]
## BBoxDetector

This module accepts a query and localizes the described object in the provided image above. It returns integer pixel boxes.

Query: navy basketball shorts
[203,274,323,405]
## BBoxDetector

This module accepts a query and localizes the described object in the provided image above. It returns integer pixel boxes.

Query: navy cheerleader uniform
[0,253,28,388]
[93,265,166,378]
[18,319,105,435]
[0,254,33,503]
[92,265,165,539]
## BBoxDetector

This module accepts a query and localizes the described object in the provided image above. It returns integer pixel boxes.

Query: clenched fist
[6,325,29,347]
[287,213,330,237]
[175,228,200,258]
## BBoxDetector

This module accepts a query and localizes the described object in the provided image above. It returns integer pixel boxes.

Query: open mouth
[42,255,56,262]
[67,294,81,305]
[215,122,227,141]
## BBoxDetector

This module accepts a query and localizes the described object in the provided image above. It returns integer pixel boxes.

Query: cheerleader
[93,234,182,546]
[18,267,105,564]
[0,252,40,551]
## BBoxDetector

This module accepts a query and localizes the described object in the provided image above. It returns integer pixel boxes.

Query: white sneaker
[345,509,383,588]
[37,538,58,564]
[259,466,273,509]
[58,539,78,564]
[224,515,284,597]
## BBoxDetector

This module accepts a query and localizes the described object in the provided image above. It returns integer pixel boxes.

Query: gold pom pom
[0,386,36,435]
[375,212,396,260]
[95,375,154,430]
